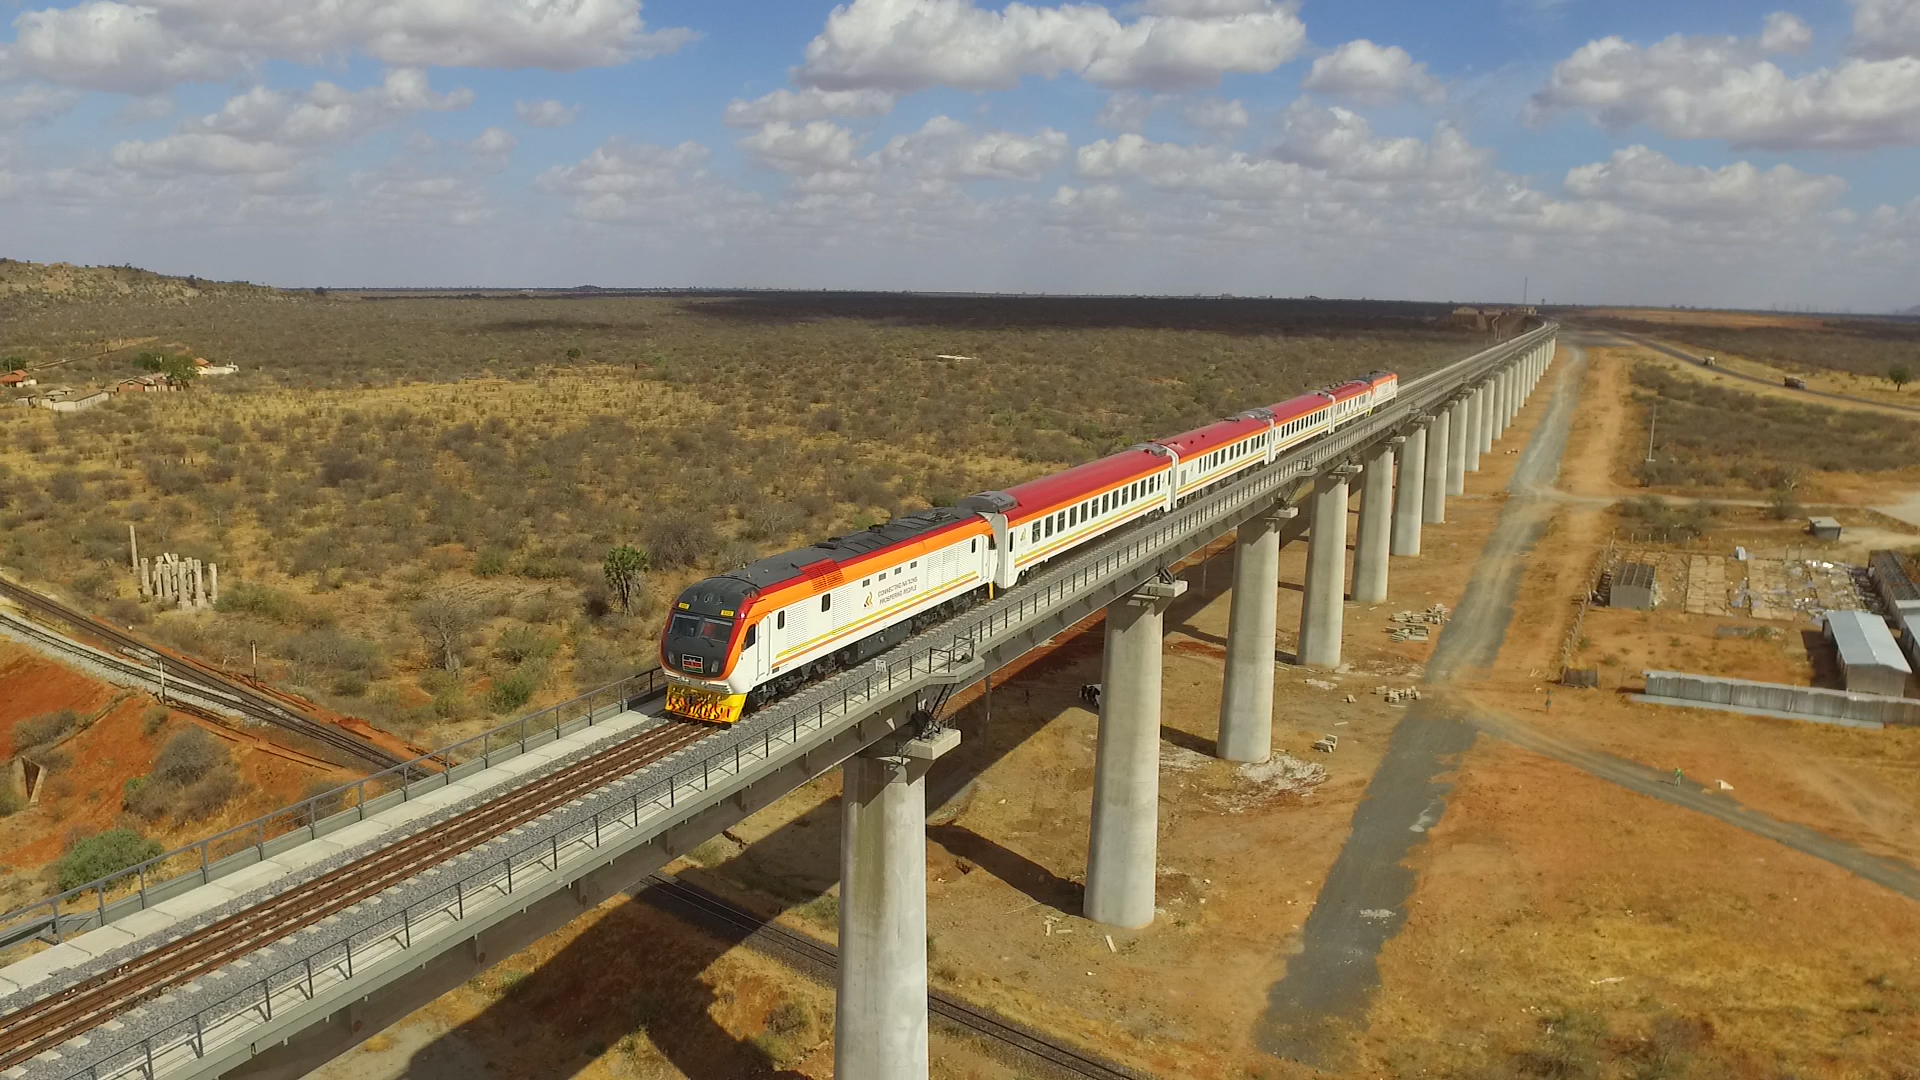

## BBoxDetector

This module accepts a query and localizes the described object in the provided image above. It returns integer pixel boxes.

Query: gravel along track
[0,575,403,770]
[641,875,1153,1080]
[0,721,711,1073]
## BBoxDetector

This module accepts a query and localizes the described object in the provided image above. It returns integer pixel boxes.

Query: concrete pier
[1445,396,1469,496]
[1086,578,1187,927]
[1297,469,1353,668]
[1218,506,1295,762]
[1391,424,1426,555]
[1423,411,1449,523]
[1351,444,1394,604]
[1465,388,1484,473]
[836,727,960,1080]
[1476,381,1495,455]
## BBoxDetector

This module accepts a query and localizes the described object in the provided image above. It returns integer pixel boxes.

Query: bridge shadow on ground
[397,617,1155,1078]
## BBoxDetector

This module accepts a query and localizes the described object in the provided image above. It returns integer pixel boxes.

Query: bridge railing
[0,668,670,949]
[1,323,1552,956]
[28,323,1557,1080]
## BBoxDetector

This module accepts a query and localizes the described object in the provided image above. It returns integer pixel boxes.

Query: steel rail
[0,721,710,1072]
[2,324,1554,1079]
[0,575,402,770]
[642,875,1151,1079]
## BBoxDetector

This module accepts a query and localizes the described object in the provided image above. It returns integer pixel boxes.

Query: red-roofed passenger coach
[662,367,1402,722]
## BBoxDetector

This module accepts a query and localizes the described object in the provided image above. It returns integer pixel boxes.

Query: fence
[0,668,669,948]
[1642,670,1920,727]
[26,322,1560,1079]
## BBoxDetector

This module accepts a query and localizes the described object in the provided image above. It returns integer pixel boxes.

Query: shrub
[496,624,559,664]
[474,548,510,577]
[216,582,305,623]
[13,709,77,750]
[57,828,163,891]
[141,705,169,735]
[151,727,229,786]
[642,513,719,569]
[489,663,545,712]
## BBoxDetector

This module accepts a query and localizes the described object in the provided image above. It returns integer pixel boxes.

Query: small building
[1808,516,1843,542]
[1611,561,1657,610]
[1868,551,1920,668]
[0,370,35,387]
[1825,609,1912,697]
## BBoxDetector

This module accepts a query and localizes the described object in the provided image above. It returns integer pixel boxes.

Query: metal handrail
[0,668,669,945]
[34,325,1557,1080]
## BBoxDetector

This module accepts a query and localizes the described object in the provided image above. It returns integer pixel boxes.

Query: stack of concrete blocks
[136,551,219,610]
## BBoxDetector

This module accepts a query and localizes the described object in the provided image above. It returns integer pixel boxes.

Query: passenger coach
[661,368,1400,722]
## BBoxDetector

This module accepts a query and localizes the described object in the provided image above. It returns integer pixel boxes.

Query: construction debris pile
[1387,604,1451,641]
[1373,685,1424,704]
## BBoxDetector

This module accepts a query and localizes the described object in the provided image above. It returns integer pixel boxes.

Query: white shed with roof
[1825,609,1911,698]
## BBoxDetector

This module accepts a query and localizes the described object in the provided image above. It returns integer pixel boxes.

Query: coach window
[821,594,832,612]
[776,611,786,629]
[1032,523,1042,542]
[744,625,757,648]
[1045,517,1055,538]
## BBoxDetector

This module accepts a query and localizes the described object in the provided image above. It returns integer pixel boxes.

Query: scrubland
[0,271,1483,749]
[1587,311,1920,381]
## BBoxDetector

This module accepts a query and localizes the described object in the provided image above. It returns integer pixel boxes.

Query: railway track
[643,875,1151,1080]
[0,574,405,770]
[0,719,712,1073]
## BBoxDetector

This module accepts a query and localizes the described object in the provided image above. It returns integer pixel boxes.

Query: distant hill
[1900,304,1920,317]
[0,258,279,303]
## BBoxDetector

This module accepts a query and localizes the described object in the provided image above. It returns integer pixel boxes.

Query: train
[660,370,1399,723]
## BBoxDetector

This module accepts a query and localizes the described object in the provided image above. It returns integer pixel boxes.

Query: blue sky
[2,0,1918,309]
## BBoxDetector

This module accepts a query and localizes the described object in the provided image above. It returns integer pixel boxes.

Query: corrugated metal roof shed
[1826,609,1910,673]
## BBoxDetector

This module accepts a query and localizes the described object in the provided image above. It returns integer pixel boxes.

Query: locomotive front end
[661,579,754,723]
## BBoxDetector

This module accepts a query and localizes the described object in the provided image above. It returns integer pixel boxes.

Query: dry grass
[0,275,1491,746]
[1589,313,1920,382]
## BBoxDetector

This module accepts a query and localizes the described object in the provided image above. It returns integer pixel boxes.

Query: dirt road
[1258,336,1920,1066]
[1257,341,1594,1063]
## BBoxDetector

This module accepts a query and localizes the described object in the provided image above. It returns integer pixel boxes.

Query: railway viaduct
[0,326,1558,1080]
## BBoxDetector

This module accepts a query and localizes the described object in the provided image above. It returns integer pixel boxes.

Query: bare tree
[411,591,477,672]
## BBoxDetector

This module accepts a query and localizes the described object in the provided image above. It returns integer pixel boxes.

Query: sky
[1,0,1918,309]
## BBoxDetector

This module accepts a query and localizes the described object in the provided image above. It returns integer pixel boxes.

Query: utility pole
[1644,404,1658,465]
[1522,276,1529,307]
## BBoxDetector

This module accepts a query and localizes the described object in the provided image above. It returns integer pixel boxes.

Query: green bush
[473,548,510,577]
[58,828,163,891]
[216,582,306,623]
[489,663,545,712]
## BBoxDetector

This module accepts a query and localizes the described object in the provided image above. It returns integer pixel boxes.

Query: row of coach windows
[1029,474,1163,545]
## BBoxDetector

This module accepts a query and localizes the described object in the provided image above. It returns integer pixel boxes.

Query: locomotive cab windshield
[664,581,749,678]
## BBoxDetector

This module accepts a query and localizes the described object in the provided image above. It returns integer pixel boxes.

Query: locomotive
[661,371,1397,723]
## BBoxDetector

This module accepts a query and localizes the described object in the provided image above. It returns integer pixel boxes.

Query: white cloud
[0,84,79,128]
[1303,40,1445,105]
[1182,96,1248,136]
[537,137,760,228]
[1758,12,1813,54]
[467,126,519,161]
[1852,0,1920,60]
[1274,99,1489,181]
[1095,92,1167,132]
[351,164,495,226]
[877,115,1068,180]
[723,87,896,127]
[795,0,1307,92]
[738,120,863,174]
[110,69,470,180]
[0,0,695,94]
[1529,11,1920,150]
[515,99,579,128]
[1564,145,1847,221]
[112,132,302,176]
